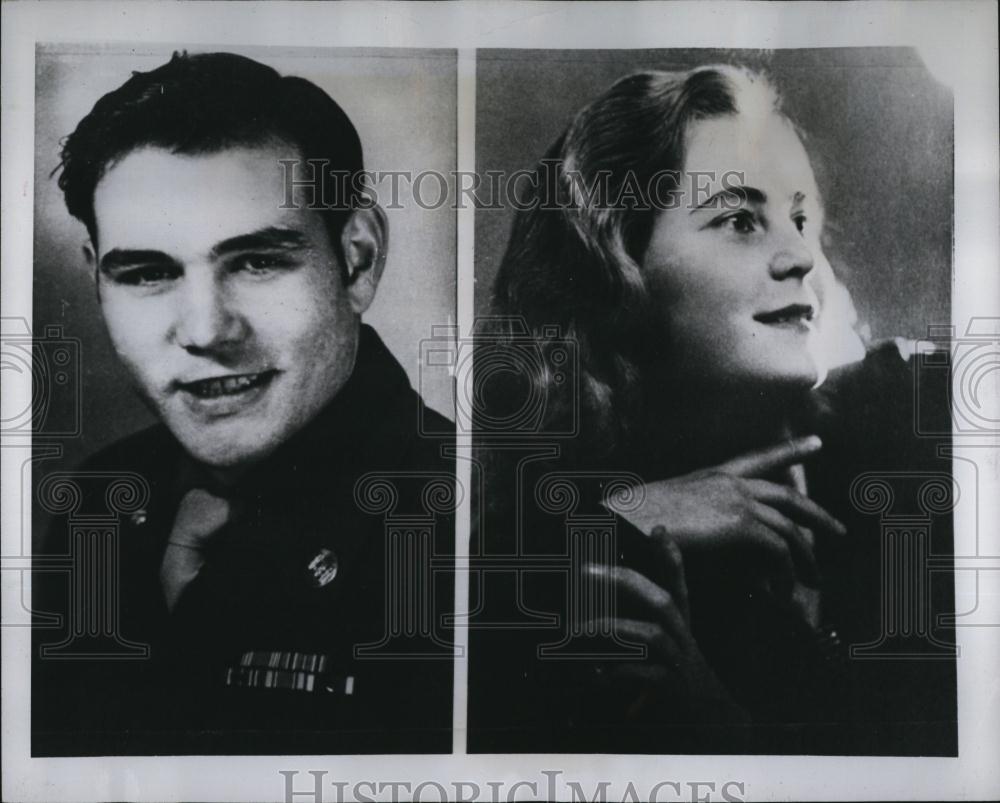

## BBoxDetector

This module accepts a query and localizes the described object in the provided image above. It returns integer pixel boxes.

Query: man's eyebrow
[691,185,767,213]
[99,249,175,272]
[210,227,310,258]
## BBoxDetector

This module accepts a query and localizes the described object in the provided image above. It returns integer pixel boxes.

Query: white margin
[2,2,998,802]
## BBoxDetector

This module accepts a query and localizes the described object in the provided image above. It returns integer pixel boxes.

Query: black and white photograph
[29,44,458,756]
[2,2,998,802]
[469,48,957,755]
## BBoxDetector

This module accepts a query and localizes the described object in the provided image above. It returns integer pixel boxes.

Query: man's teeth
[187,373,267,398]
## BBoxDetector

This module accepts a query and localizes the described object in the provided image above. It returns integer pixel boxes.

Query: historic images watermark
[16,317,1000,663]
[279,769,747,803]
[349,470,458,661]
[418,315,1000,664]
[2,317,85,634]
[279,161,748,213]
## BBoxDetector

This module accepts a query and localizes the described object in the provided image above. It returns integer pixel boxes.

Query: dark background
[473,48,953,341]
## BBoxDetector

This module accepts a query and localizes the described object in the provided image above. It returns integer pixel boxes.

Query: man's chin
[172,427,281,472]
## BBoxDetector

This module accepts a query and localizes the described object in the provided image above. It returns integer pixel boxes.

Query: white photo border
[3,2,998,801]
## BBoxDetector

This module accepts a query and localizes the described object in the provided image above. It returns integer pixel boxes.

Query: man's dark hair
[57,51,363,259]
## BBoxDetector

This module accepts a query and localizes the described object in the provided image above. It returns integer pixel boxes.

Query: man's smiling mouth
[178,370,278,399]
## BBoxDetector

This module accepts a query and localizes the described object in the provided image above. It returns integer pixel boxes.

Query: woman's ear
[340,204,389,315]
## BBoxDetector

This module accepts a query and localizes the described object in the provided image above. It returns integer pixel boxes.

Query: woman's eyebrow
[690,185,766,213]
[210,226,310,258]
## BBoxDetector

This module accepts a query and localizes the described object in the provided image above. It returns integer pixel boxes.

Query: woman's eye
[794,214,808,233]
[716,210,758,234]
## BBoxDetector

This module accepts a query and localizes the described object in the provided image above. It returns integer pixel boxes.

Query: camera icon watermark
[418,317,579,439]
[0,318,81,438]
[914,317,1000,437]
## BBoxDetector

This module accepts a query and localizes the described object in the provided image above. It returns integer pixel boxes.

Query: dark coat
[468,343,957,755]
[33,326,455,756]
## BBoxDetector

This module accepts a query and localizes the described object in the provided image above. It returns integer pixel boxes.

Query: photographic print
[469,47,957,755]
[29,43,458,756]
[2,2,997,802]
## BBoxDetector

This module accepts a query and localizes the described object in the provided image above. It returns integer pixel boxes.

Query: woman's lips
[754,303,815,327]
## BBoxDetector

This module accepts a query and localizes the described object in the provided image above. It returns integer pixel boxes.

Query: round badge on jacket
[306,547,339,588]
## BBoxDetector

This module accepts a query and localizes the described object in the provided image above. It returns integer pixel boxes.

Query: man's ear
[82,240,97,270]
[82,240,101,302]
[340,205,388,315]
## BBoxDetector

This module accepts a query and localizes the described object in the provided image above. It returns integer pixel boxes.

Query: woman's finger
[716,435,822,478]
[649,525,691,626]
[744,478,847,537]
[605,663,671,685]
[751,502,820,587]
[737,520,796,599]
[581,616,680,664]
[581,564,692,646]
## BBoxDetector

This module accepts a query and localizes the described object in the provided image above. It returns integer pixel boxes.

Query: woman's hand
[582,526,744,721]
[604,435,846,598]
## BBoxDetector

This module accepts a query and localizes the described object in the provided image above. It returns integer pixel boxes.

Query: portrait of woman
[469,53,956,755]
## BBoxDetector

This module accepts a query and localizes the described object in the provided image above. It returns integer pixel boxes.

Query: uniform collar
[175,324,415,500]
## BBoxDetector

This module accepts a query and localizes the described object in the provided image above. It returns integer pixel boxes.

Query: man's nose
[768,225,816,280]
[171,273,247,353]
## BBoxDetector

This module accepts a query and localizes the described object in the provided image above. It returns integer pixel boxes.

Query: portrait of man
[31,47,457,756]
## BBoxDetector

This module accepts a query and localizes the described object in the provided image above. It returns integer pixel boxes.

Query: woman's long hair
[484,65,785,466]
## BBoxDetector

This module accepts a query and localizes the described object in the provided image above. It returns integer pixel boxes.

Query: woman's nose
[768,227,816,280]
[172,273,247,354]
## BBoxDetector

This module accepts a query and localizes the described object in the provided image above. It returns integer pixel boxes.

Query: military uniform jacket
[33,326,455,756]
